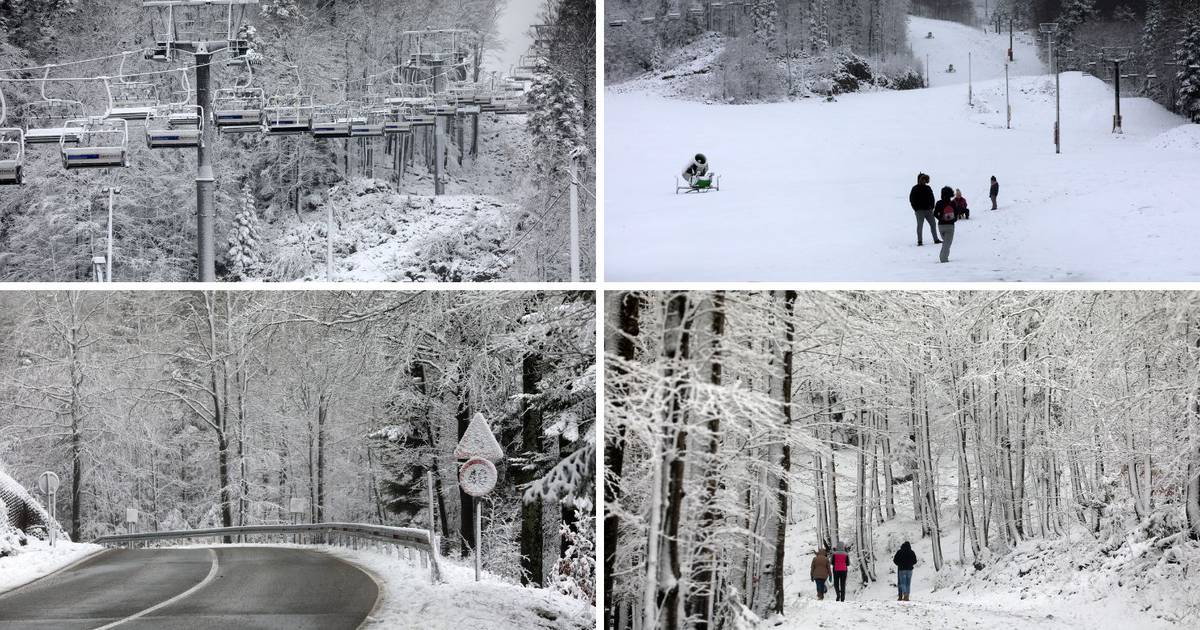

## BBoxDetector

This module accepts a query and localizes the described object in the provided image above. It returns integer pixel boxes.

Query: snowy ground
[317,545,594,630]
[0,539,103,595]
[766,451,1193,630]
[604,15,1200,281]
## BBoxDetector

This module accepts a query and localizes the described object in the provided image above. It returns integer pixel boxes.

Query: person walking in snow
[682,153,711,186]
[811,547,832,600]
[893,541,919,601]
[953,188,969,220]
[909,173,940,247]
[989,176,1000,210]
[935,186,958,263]
[831,543,850,602]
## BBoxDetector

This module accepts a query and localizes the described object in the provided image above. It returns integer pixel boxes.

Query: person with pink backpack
[831,542,850,601]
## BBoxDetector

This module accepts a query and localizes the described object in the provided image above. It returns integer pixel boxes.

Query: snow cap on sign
[454,412,504,462]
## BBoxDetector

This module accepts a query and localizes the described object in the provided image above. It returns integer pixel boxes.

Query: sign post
[289,498,309,544]
[36,471,60,547]
[453,412,504,582]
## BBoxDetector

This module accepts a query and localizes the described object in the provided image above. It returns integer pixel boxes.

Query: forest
[0,290,596,601]
[605,0,923,102]
[604,290,1200,629]
[0,0,596,282]
[995,0,1200,122]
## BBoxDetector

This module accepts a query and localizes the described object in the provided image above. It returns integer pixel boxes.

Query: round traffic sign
[37,471,60,495]
[458,457,497,497]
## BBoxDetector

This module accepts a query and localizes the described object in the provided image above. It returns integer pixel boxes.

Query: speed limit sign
[458,457,497,497]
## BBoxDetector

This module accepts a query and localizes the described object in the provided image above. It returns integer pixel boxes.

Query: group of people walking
[808,540,921,603]
[909,173,1000,263]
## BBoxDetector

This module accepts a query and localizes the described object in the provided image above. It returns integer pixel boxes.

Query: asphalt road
[0,547,378,630]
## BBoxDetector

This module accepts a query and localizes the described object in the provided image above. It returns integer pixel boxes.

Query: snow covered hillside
[605,16,1200,282]
[268,179,520,282]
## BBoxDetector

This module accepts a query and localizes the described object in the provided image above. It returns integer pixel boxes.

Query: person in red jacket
[831,542,850,601]
[953,189,969,220]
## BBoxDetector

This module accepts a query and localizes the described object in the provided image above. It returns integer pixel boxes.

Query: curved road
[0,547,378,630]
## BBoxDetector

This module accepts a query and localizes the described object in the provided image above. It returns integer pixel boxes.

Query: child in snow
[682,153,712,186]
[989,176,1000,209]
[831,543,850,602]
[893,541,919,601]
[954,189,969,220]
[935,186,958,263]
[811,547,832,600]
[909,173,940,247]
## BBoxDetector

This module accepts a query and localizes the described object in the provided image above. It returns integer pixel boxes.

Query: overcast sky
[487,0,542,75]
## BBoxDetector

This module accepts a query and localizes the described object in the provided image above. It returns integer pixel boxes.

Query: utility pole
[432,59,446,196]
[1009,17,1015,62]
[969,52,973,106]
[140,0,259,281]
[1041,23,1061,154]
[102,186,120,281]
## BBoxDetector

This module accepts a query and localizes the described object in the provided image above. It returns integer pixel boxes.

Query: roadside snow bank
[1151,124,1200,153]
[0,540,103,595]
[325,545,593,630]
[270,179,519,282]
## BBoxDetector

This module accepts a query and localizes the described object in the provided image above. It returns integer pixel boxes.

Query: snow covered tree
[225,185,263,281]
[1175,20,1200,122]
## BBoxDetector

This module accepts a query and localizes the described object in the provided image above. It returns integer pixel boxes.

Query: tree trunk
[659,293,693,630]
[519,353,545,587]
[607,292,639,628]
[690,291,724,629]
[772,291,796,615]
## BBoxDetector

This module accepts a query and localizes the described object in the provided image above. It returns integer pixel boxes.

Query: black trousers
[833,570,847,601]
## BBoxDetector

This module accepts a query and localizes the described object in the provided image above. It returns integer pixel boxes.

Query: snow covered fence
[92,522,441,583]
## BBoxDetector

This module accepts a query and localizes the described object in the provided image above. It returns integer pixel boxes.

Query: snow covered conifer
[1176,20,1200,122]
[225,184,263,281]
[526,71,588,180]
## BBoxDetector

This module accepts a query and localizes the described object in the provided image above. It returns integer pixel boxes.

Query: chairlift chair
[0,129,24,185]
[350,110,385,138]
[311,105,352,138]
[22,67,87,144]
[61,117,129,169]
[146,105,203,148]
[264,94,314,135]
[383,107,413,135]
[609,19,629,27]
[212,87,264,132]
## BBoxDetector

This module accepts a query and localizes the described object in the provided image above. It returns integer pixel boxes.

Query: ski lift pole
[1006,63,1011,129]
[195,50,217,281]
[326,201,334,280]
[968,52,973,105]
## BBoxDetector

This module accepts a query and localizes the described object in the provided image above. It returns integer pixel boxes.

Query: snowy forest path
[779,595,1077,630]
[605,15,1200,282]
[0,546,378,630]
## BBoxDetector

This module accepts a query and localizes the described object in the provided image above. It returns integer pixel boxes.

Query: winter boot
[818,592,824,600]
[897,594,903,601]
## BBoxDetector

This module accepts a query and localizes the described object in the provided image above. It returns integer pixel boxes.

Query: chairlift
[143,0,258,54]
[0,90,25,185]
[311,105,352,138]
[688,4,705,17]
[22,67,87,145]
[146,77,202,149]
[383,108,413,135]
[264,94,314,135]
[350,110,385,138]
[609,19,629,28]
[60,117,129,169]
[213,58,262,132]
[105,53,161,121]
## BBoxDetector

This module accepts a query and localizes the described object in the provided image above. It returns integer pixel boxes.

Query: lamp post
[1040,23,1061,154]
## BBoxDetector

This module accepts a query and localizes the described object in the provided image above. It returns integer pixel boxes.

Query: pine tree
[526,71,587,180]
[750,0,780,51]
[225,185,262,280]
[1176,20,1200,122]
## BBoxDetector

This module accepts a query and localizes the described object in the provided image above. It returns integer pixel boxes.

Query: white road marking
[93,547,219,629]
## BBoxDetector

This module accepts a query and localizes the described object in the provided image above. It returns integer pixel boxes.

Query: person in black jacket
[935,186,957,263]
[909,173,940,246]
[893,541,918,601]
[989,176,999,210]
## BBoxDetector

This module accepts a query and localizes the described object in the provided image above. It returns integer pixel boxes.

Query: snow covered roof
[453,412,504,462]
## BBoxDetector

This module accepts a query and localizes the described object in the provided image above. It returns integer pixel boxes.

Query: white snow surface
[323,545,594,630]
[605,16,1200,281]
[0,540,103,595]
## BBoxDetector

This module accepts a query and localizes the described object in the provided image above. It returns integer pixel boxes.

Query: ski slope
[604,16,1200,282]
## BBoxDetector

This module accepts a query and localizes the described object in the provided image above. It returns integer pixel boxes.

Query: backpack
[939,201,956,222]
